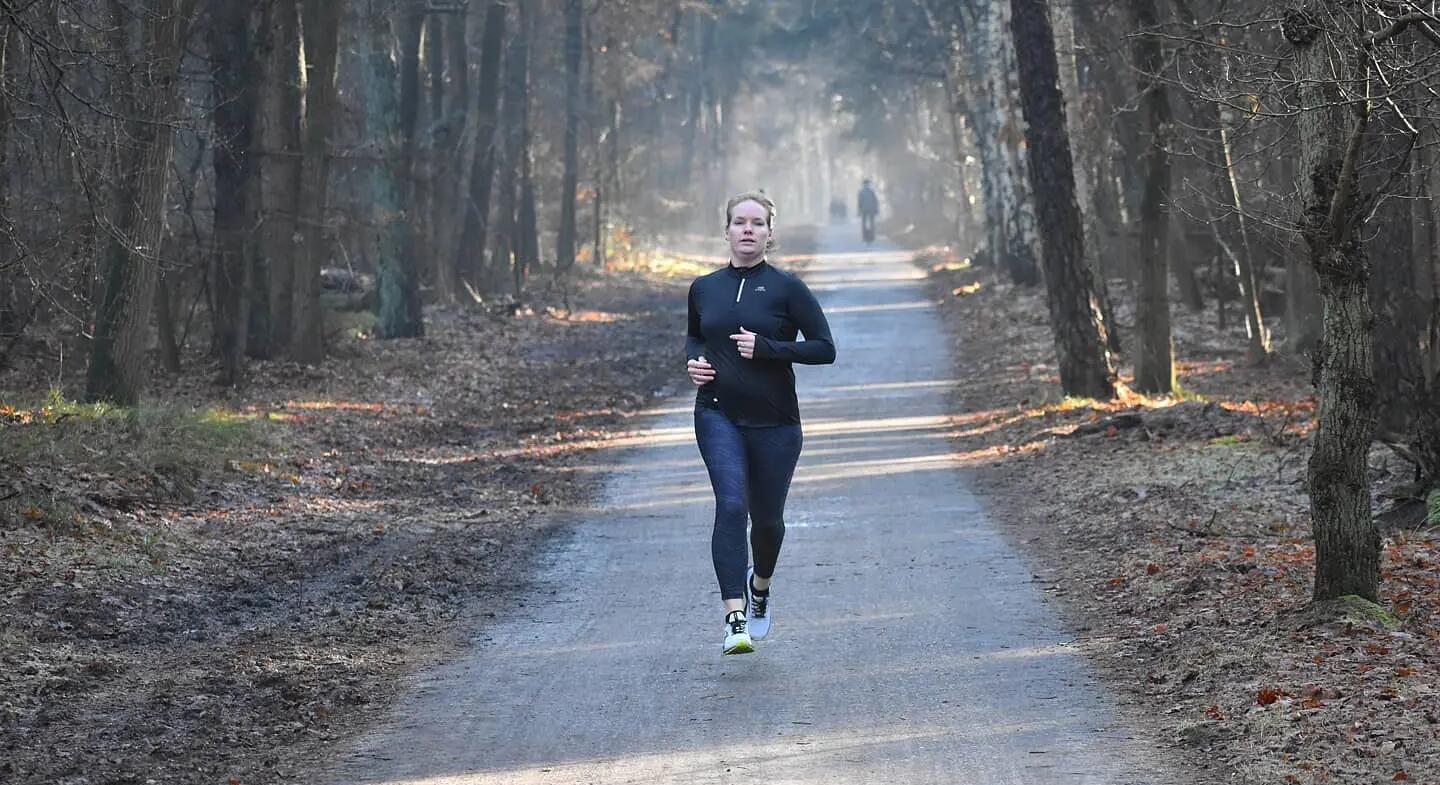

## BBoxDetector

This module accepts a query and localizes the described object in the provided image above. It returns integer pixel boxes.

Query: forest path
[319,226,1186,784]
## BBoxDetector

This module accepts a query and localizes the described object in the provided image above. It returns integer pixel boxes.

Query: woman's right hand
[687,356,715,386]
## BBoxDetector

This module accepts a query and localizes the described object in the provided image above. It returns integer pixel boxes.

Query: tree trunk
[409,11,437,295]
[1285,8,1378,602]
[1129,0,1174,394]
[1047,1,1121,356]
[1215,112,1271,365]
[1174,0,1271,364]
[1052,1,1099,272]
[85,0,195,405]
[1415,130,1438,385]
[943,41,1006,276]
[597,98,621,270]
[1427,137,1440,382]
[455,0,506,293]
[370,1,424,339]
[556,0,582,273]
[255,0,303,357]
[1369,138,1425,439]
[209,0,258,386]
[1170,213,1206,311]
[963,1,1039,285]
[1008,0,1115,400]
[996,1,1044,289]
[154,266,182,374]
[511,0,538,297]
[431,10,470,303]
[491,3,524,296]
[1048,3,1088,223]
[956,69,1008,274]
[1402,137,1440,501]
[0,21,17,345]
[291,0,344,364]
[1280,145,1324,354]
[427,13,445,122]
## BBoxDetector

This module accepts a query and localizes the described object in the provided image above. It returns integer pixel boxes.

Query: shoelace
[750,593,768,618]
[726,612,747,636]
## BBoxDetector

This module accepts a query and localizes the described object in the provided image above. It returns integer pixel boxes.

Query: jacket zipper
[735,278,746,303]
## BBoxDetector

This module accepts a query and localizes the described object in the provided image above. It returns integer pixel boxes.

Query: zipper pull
[736,279,746,303]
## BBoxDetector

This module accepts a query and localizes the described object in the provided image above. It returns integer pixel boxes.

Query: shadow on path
[319,230,1188,785]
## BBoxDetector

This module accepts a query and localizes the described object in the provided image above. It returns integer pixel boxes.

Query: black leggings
[694,406,803,600]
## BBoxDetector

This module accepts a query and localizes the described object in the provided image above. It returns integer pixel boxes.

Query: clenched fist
[687,356,715,386]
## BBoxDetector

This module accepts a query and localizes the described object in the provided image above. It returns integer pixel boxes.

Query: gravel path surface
[320,228,1190,785]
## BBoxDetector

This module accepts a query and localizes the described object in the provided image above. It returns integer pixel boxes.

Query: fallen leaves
[924,253,1440,784]
[0,264,692,783]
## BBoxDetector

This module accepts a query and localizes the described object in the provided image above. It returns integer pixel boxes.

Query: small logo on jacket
[754,285,767,292]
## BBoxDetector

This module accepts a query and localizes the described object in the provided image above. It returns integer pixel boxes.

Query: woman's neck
[730,255,766,269]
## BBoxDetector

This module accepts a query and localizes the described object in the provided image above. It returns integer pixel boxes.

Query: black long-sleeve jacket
[686,260,836,426]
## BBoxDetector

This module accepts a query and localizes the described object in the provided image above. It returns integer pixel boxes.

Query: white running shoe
[722,610,755,655]
[746,568,772,640]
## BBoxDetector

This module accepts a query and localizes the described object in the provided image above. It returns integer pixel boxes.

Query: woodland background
[2,0,1440,782]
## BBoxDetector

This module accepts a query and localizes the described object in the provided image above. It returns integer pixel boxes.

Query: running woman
[685,192,836,655]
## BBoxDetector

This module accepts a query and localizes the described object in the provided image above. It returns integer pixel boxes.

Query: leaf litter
[0,260,700,784]
[924,248,1440,785]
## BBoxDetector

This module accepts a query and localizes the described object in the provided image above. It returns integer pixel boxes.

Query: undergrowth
[0,388,270,531]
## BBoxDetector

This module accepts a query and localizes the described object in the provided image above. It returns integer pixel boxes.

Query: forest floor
[923,247,1440,785]
[6,227,1437,785]
[0,238,745,784]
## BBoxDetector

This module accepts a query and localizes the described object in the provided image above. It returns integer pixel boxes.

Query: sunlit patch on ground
[542,307,634,322]
[0,237,748,784]
[603,251,715,278]
[922,250,1440,784]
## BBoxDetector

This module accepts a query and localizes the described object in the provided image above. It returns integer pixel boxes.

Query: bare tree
[1285,4,1380,601]
[1009,0,1116,399]
[557,0,583,273]
[291,0,344,364]
[1129,0,1175,394]
[376,0,424,338]
[254,0,304,358]
[209,0,260,385]
[1172,0,1271,365]
[455,0,506,295]
[85,0,199,405]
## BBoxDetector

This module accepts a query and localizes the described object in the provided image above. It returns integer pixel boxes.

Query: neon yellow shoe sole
[723,633,755,655]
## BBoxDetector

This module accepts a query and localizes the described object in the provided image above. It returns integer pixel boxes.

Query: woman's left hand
[730,327,757,359]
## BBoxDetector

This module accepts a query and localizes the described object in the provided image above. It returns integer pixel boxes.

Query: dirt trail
[318,227,1193,784]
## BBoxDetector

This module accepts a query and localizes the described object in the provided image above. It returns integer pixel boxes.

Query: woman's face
[726,200,770,261]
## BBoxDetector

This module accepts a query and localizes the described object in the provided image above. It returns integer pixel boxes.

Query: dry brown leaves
[0,264,692,784]
[923,249,1440,785]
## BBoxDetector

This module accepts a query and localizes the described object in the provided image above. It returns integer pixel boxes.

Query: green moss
[1330,594,1400,628]
[1426,488,1440,526]
[0,391,273,526]
[320,307,379,340]
[1059,395,1099,410]
[1172,383,1208,402]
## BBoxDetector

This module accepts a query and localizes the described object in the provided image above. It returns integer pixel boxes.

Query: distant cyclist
[685,191,836,655]
[857,179,879,243]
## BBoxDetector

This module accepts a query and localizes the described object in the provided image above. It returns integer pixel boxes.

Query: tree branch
[1367,14,1422,45]
[1327,67,1369,247]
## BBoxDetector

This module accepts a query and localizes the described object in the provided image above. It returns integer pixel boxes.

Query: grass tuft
[1,389,272,531]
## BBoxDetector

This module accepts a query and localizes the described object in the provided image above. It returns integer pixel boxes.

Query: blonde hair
[723,191,777,251]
